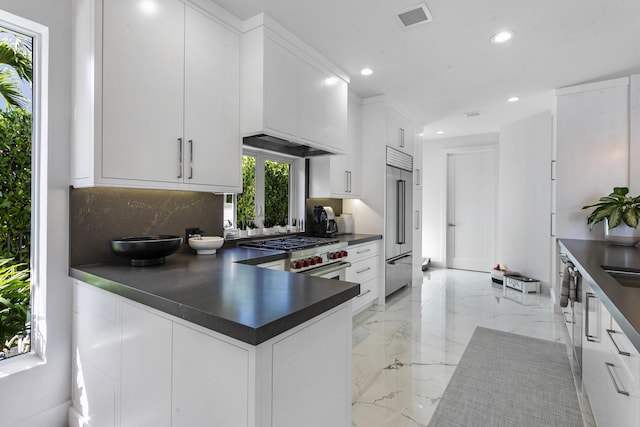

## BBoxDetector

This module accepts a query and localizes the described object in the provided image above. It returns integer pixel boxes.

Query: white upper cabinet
[242,14,349,154]
[72,0,242,192]
[386,104,414,154]
[309,93,362,198]
[264,37,299,138]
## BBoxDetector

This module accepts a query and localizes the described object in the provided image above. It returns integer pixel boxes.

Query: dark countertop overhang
[336,233,383,246]
[558,239,640,352]
[70,246,360,346]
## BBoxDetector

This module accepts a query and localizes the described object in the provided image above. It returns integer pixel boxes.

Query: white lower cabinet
[172,323,249,427]
[347,241,381,314]
[120,303,172,426]
[70,280,352,427]
[582,280,640,427]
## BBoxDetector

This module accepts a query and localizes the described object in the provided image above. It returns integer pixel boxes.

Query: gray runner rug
[428,327,583,427]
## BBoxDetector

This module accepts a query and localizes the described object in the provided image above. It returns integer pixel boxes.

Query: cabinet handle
[415,210,420,230]
[356,289,372,298]
[188,139,193,180]
[562,311,574,324]
[345,170,349,193]
[348,171,352,193]
[607,329,631,356]
[415,168,421,186]
[605,362,630,396]
[585,292,600,341]
[177,137,183,179]
[356,267,372,274]
[399,128,405,148]
[356,248,371,255]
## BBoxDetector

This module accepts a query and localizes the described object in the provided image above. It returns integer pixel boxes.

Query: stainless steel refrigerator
[385,147,413,297]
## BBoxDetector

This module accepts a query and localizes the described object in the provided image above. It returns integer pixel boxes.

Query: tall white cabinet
[555,77,631,241]
[72,0,242,192]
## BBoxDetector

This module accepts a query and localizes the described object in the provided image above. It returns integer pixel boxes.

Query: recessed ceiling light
[139,0,158,14]
[507,96,520,103]
[464,111,481,118]
[418,132,424,137]
[490,30,515,44]
[436,130,444,135]
[360,68,373,76]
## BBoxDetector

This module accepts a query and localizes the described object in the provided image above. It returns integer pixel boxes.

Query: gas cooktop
[240,236,339,252]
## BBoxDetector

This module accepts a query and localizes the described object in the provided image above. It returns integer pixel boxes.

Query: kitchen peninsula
[558,239,640,426]
[69,247,359,427]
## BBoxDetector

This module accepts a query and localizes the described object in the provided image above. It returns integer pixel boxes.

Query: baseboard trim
[11,400,71,427]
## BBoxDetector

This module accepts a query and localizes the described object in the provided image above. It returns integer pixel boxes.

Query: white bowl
[188,236,224,255]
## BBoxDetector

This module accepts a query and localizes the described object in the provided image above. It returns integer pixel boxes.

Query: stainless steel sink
[602,267,640,288]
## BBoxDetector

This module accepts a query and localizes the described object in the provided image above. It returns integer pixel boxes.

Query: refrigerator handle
[397,180,406,244]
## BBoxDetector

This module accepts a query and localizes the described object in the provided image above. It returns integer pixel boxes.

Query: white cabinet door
[324,76,348,152]
[184,6,240,189]
[346,94,362,196]
[172,323,250,427]
[102,0,184,183]
[298,58,325,144]
[386,106,412,154]
[272,306,351,427]
[120,303,172,427]
[264,36,298,137]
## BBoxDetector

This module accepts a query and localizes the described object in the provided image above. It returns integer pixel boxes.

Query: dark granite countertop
[335,234,382,246]
[70,247,360,346]
[558,239,640,352]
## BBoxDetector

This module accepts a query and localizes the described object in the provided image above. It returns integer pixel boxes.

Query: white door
[446,150,495,271]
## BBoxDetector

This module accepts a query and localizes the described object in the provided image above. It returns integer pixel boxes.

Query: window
[0,9,47,371]
[0,25,32,359]
[225,150,296,233]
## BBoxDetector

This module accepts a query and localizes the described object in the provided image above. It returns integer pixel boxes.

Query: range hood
[242,134,333,157]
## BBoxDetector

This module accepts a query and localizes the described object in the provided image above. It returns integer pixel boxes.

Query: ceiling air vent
[464,111,482,118]
[395,3,434,29]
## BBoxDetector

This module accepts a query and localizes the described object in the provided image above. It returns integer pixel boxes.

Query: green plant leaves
[582,187,640,230]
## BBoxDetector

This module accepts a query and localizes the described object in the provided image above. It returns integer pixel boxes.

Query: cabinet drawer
[607,316,640,388]
[352,277,378,314]
[346,256,379,284]
[347,241,380,263]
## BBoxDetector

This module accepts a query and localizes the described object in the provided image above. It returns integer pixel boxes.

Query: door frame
[442,145,499,270]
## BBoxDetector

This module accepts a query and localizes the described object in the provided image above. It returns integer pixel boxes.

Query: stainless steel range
[241,237,350,279]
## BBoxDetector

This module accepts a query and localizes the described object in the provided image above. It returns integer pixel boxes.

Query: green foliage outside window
[0,107,31,261]
[236,155,290,229]
[264,160,289,227]
[237,156,255,228]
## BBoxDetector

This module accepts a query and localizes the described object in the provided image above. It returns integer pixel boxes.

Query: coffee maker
[312,206,338,237]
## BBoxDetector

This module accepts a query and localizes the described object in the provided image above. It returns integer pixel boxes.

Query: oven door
[301,261,351,280]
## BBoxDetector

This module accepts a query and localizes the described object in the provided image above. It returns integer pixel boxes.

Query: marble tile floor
[351,267,596,427]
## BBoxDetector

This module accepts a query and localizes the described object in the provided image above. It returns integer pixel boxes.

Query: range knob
[309,257,317,266]
[303,259,309,267]
[292,260,302,269]
[342,250,348,258]
[316,256,323,264]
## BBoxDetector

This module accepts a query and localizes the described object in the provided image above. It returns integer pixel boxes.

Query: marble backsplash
[69,187,223,266]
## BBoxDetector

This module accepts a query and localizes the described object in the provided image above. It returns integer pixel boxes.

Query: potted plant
[582,186,640,245]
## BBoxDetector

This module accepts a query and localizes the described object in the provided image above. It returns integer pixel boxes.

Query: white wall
[0,1,72,425]
[498,111,553,287]
[420,133,499,266]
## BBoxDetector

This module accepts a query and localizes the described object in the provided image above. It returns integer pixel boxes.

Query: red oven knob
[337,251,343,258]
[329,252,335,259]
[303,259,309,267]
[310,257,317,265]
[292,261,301,269]
[342,250,348,257]
[316,256,323,263]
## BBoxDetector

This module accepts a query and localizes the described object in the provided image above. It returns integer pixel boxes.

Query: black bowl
[110,235,183,266]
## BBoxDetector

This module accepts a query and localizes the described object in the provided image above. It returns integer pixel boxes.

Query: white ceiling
[213,0,640,140]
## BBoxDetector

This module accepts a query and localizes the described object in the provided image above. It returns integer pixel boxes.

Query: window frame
[0,10,48,374]
[233,148,297,230]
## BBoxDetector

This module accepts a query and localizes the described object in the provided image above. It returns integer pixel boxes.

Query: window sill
[0,352,45,378]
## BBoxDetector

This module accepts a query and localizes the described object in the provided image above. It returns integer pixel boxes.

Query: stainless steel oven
[240,237,351,280]
[300,261,350,280]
